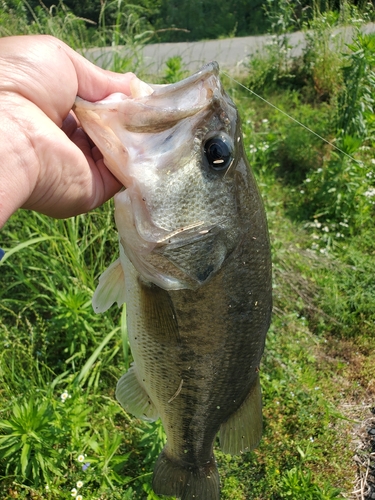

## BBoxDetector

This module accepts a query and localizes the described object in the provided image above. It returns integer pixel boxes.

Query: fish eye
[203,134,234,171]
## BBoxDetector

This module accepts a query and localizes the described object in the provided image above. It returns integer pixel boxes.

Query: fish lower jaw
[124,244,197,290]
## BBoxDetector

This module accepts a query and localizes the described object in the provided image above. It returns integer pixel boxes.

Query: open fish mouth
[74,61,224,188]
[74,61,240,290]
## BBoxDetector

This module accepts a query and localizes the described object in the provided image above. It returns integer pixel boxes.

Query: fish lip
[149,62,220,96]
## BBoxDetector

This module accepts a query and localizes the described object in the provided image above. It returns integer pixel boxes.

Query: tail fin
[152,448,220,500]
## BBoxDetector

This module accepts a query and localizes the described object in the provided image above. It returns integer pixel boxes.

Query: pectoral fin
[140,280,180,344]
[92,258,126,313]
[220,374,263,454]
[116,364,159,421]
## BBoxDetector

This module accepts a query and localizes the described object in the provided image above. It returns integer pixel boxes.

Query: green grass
[1,1,375,498]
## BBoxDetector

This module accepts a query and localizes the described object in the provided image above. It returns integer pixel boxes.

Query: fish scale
[74,61,272,500]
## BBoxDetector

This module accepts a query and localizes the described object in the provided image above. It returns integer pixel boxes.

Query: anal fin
[116,364,159,421]
[220,374,263,455]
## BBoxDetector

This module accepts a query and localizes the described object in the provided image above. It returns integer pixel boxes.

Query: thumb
[60,39,135,102]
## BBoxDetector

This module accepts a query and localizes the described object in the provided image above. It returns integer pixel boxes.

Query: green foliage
[138,420,166,466]
[246,0,304,94]
[279,468,341,499]
[246,1,374,100]
[264,0,305,36]
[0,372,138,497]
[85,428,131,489]
[337,32,375,139]
[0,366,134,493]
[155,0,268,42]
[1,0,374,43]
[161,56,189,84]
[135,420,167,498]
[0,0,160,42]
[246,40,295,93]
[244,10,375,247]
[0,207,123,378]
[0,398,62,486]
[0,0,154,63]
[0,0,90,47]
[311,240,375,339]
[300,11,344,102]
[297,152,374,240]
[94,0,155,73]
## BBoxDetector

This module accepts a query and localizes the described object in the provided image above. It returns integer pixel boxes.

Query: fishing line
[221,71,362,165]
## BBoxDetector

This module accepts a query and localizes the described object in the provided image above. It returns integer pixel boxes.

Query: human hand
[0,35,134,228]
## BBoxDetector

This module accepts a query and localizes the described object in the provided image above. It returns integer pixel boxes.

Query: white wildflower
[77,454,85,463]
[364,187,375,198]
[76,496,83,500]
[60,391,69,402]
[76,481,84,489]
[71,488,77,497]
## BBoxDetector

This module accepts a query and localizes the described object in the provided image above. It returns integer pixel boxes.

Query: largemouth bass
[74,62,272,500]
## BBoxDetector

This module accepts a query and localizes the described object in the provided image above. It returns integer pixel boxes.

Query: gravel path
[83,23,375,75]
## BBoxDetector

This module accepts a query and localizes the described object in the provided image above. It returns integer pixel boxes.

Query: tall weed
[0,0,91,47]
[0,205,121,375]
[337,31,375,140]
[94,0,153,74]
[300,12,344,102]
